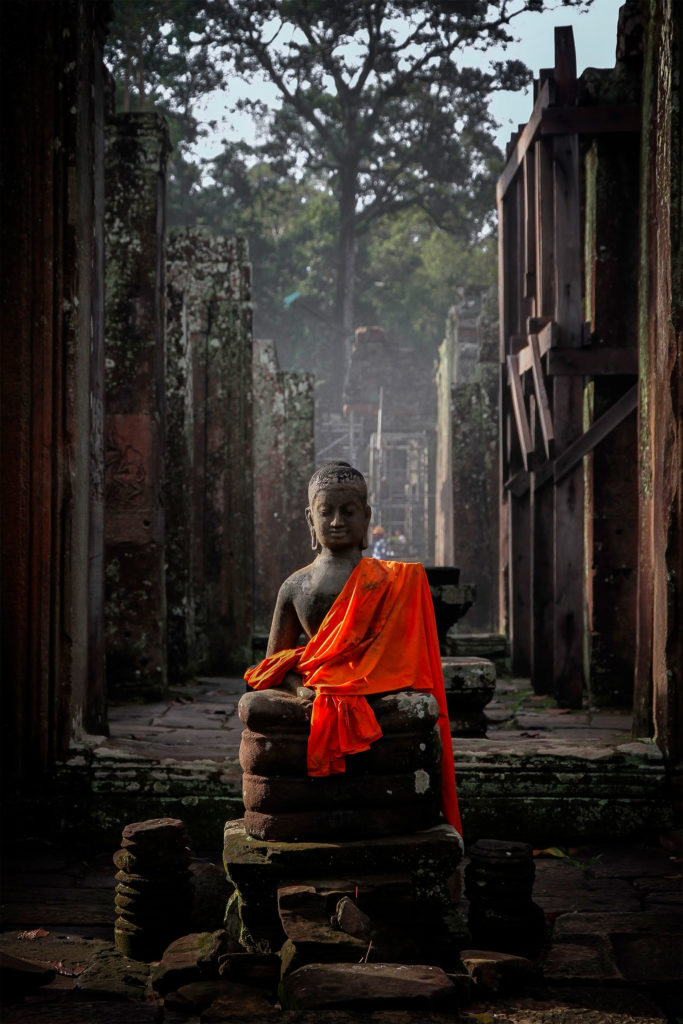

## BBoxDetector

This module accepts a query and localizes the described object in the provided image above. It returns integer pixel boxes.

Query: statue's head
[306,461,371,553]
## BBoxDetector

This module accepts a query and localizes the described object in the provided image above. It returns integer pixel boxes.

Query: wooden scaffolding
[497,26,641,707]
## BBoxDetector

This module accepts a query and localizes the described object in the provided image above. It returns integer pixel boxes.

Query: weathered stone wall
[0,0,108,781]
[252,340,315,631]
[437,295,500,631]
[104,113,170,699]
[166,229,255,675]
[634,0,682,762]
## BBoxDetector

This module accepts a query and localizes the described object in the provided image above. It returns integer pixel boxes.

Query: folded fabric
[245,557,461,834]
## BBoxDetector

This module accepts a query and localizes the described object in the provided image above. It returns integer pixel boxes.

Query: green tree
[105,0,227,221]
[207,0,591,400]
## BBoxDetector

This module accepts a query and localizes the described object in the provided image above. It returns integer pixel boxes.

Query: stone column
[439,295,500,632]
[252,340,315,631]
[104,113,170,700]
[165,229,254,675]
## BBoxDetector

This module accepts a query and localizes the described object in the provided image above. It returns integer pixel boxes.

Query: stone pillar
[165,229,254,675]
[104,113,170,699]
[252,340,314,632]
[0,0,108,780]
[435,317,455,566]
[444,295,500,632]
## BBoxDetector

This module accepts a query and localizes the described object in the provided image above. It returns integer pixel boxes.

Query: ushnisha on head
[305,461,371,553]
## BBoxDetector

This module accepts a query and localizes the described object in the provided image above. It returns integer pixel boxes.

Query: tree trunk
[334,165,357,410]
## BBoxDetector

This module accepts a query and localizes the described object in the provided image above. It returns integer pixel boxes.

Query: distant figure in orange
[244,461,461,832]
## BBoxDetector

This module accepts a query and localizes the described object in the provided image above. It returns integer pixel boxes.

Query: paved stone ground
[2,678,681,1021]
[0,838,681,1022]
[99,675,641,762]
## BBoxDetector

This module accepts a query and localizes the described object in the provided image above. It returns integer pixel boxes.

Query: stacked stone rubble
[223,818,467,969]
[114,818,192,960]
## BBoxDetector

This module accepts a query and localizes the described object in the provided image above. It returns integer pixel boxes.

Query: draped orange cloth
[244,558,461,834]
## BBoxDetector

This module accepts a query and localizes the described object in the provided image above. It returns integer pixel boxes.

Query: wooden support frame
[507,354,533,470]
[497,23,642,710]
[529,333,555,459]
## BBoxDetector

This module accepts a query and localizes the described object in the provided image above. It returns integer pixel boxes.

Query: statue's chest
[294,566,352,638]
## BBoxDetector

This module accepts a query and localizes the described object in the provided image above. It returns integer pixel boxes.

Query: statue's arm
[266,580,304,657]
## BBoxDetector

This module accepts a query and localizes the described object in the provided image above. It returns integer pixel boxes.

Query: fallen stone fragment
[150,930,232,994]
[459,949,532,993]
[281,962,457,1010]
[74,948,150,1000]
[333,897,373,941]
[277,885,367,953]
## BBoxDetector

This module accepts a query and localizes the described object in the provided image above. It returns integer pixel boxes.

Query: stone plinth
[424,566,476,650]
[442,656,496,737]
[104,113,170,700]
[239,689,443,842]
[223,818,465,965]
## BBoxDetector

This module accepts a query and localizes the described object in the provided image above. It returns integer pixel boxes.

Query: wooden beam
[504,469,531,497]
[529,333,555,459]
[554,384,638,483]
[497,79,551,203]
[523,147,536,301]
[534,139,555,317]
[518,344,639,377]
[507,354,533,470]
[531,476,555,693]
[545,347,638,376]
[552,102,584,708]
[538,321,559,355]
[540,104,641,137]
[554,27,577,105]
[509,492,532,676]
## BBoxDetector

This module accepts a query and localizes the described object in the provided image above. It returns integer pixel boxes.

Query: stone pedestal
[442,656,496,737]
[223,819,466,969]
[239,689,444,842]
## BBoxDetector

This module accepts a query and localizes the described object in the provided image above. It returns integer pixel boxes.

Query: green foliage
[358,207,498,352]
[105,0,593,387]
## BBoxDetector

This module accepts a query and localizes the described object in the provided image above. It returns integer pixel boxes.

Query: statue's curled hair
[307,461,367,504]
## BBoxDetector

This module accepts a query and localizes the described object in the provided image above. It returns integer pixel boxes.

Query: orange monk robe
[244,558,462,835]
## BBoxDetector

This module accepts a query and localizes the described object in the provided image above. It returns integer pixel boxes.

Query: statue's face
[306,483,371,552]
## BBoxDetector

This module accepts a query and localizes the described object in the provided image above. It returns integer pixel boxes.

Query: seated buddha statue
[242,461,461,840]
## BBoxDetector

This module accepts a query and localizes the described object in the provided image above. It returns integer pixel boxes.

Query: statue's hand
[296,684,315,702]
[280,670,304,695]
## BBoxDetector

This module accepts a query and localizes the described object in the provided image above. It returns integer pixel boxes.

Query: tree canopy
[105,0,592,403]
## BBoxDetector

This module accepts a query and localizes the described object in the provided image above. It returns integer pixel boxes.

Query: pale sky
[191,0,622,163]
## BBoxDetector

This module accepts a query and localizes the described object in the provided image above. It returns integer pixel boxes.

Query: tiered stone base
[239,688,443,842]
[222,818,468,970]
